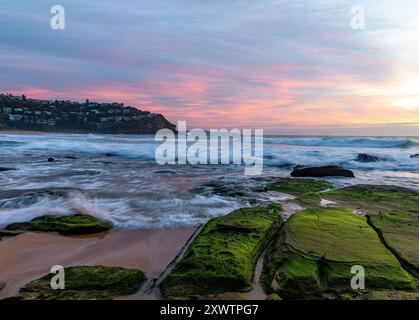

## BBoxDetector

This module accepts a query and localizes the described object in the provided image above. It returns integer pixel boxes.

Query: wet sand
[0,227,196,299]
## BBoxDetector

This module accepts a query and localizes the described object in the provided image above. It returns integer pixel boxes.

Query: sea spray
[155,121,264,176]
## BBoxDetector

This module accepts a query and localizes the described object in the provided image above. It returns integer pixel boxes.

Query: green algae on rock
[160,203,283,299]
[268,178,331,196]
[355,290,419,300]
[324,185,419,276]
[263,207,417,299]
[323,185,419,214]
[368,212,419,278]
[16,266,145,300]
[268,178,332,209]
[0,230,23,240]
[5,214,113,235]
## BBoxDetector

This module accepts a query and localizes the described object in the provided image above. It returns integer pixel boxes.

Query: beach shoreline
[0,227,197,299]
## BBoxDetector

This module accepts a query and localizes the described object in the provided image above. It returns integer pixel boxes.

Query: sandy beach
[0,227,196,299]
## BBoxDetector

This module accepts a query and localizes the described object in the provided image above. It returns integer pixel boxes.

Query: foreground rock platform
[13,266,145,300]
[262,207,416,299]
[160,203,282,299]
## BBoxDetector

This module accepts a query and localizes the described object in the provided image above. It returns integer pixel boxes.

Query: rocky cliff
[0,94,176,134]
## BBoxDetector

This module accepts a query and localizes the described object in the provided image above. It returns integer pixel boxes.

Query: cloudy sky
[1,0,419,135]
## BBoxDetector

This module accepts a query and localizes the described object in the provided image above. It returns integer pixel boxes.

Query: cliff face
[0,94,176,134]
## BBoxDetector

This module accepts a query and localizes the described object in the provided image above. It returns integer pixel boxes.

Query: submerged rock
[411,154,419,159]
[15,266,145,300]
[0,167,16,171]
[47,157,55,162]
[5,214,113,235]
[291,165,355,178]
[356,153,380,162]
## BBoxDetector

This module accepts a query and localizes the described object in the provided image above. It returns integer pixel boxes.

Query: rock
[356,153,380,162]
[47,157,55,162]
[263,207,416,299]
[15,266,145,300]
[0,283,5,292]
[266,293,282,300]
[0,167,16,171]
[202,292,246,300]
[64,156,78,160]
[5,214,113,235]
[411,154,419,159]
[356,291,419,300]
[323,185,419,275]
[0,230,23,237]
[291,165,355,178]
[105,153,117,157]
[160,203,283,299]
[268,178,331,196]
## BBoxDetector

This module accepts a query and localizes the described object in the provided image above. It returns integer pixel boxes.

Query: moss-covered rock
[268,178,331,196]
[324,185,419,213]
[16,266,145,300]
[267,178,332,209]
[160,203,283,299]
[356,290,419,300]
[368,213,419,277]
[0,230,23,238]
[263,207,417,299]
[324,185,419,276]
[202,292,247,300]
[5,214,113,235]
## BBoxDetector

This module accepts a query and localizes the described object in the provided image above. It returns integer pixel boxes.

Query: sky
[0,0,419,135]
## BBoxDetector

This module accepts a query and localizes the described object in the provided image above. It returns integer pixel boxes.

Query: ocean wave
[263,136,419,148]
[0,187,241,229]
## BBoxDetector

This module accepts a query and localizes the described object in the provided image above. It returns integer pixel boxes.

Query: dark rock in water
[47,157,55,162]
[105,153,117,157]
[207,181,246,197]
[411,154,419,159]
[356,153,380,162]
[0,167,15,171]
[291,165,355,178]
[64,155,78,160]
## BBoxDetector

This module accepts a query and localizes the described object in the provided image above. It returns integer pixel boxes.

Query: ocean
[0,133,418,229]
